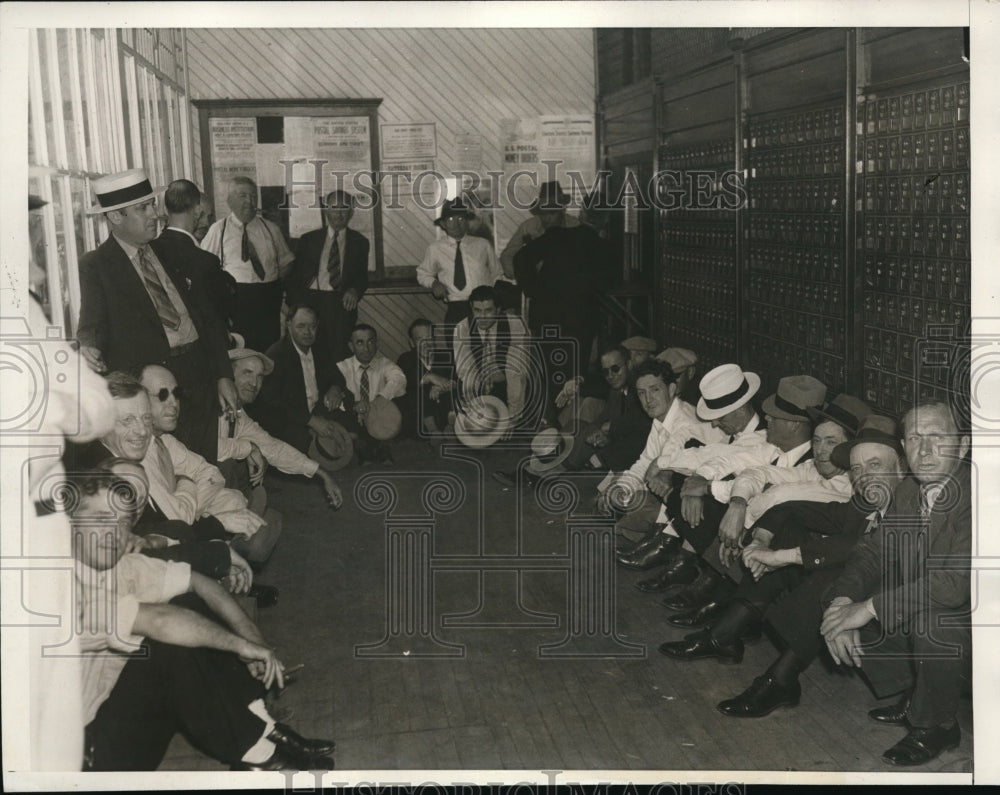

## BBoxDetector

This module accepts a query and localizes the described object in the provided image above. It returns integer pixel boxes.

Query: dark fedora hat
[830,414,903,471]
[808,393,872,437]
[434,198,475,227]
[529,181,570,214]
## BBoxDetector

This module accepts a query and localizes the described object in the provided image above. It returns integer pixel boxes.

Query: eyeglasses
[602,364,623,376]
[152,387,184,402]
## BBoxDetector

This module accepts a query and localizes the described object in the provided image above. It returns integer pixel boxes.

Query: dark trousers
[233,281,283,354]
[398,384,452,437]
[667,484,730,554]
[857,607,972,728]
[748,565,846,664]
[306,288,357,362]
[85,639,266,770]
[170,342,219,464]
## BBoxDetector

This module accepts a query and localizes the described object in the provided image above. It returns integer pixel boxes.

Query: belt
[169,340,199,357]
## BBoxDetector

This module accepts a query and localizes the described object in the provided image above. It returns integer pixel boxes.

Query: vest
[470,314,512,373]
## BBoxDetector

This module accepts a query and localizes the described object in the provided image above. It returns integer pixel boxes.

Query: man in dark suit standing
[285,189,369,360]
[77,169,238,464]
[159,179,237,331]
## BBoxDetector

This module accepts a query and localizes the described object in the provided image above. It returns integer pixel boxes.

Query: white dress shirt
[337,353,407,402]
[218,411,319,477]
[452,314,530,418]
[616,399,726,506]
[416,234,501,302]
[294,342,320,412]
[200,213,294,284]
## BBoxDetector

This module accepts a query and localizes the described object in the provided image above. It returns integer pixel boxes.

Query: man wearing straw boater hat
[622,370,826,602]
[77,169,237,465]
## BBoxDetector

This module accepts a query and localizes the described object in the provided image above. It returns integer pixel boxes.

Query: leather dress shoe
[658,629,744,664]
[232,747,335,771]
[660,570,729,610]
[869,694,910,726]
[632,551,701,590]
[717,673,801,718]
[666,599,727,628]
[248,583,279,609]
[268,722,336,758]
[882,723,960,766]
[618,534,682,571]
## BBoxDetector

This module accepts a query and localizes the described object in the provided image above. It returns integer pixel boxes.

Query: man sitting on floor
[820,402,972,767]
[396,318,455,438]
[595,358,724,530]
[618,371,825,603]
[453,284,531,429]
[69,467,335,771]
[221,344,344,510]
[258,303,344,455]
[336,323,407,464]
[674,415,905,723]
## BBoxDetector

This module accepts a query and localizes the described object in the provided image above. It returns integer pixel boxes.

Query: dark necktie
[327,232,342,288]
[453,240,466,290]
[136,246,180,330]
[242,225,266,280]
[360,366,370,404]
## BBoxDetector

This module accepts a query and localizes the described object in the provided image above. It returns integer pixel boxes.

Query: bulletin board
[194,99,387,280]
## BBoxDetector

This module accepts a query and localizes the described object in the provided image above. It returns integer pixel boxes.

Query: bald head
[140,364,181,435]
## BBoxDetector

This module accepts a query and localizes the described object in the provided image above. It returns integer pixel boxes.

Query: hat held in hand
[365,396,403,441]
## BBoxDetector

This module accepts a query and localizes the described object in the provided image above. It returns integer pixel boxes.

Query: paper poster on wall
[380,123,437,162]
[455,131,483,172]
[497,114,595,253]
[538,114,596,203]
[208,117,257,220]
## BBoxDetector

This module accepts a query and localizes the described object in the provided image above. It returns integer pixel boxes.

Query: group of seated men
[51,166,971,771]
[559,342,971,768]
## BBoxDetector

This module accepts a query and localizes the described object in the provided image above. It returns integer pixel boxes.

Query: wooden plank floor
[158,437,974,775]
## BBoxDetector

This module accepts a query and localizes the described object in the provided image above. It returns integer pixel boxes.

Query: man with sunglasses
[138,365,278,580]
[560,343,651,473]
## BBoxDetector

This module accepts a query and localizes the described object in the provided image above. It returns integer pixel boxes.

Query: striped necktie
[360,366,370,404]
[136,246,180,330]
[327,232,342,288]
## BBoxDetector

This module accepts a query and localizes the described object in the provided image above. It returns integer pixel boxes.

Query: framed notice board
[194,98,387,280]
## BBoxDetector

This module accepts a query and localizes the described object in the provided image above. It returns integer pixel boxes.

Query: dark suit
[257,335,342,453]
[157,228,237,330]
[742,498,877,665]
[76,235,231,463]
[826,462,972,727]
[286,226,369,359]
[564,386,651,471]
[396,348,453,437]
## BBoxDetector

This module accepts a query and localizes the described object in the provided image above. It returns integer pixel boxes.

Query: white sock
[240,698,278,763]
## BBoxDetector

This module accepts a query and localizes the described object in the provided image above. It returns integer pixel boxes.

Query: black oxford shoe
[232,748,335,771]
[882,723,960,766]
[660,570,726,610]
[869,694,910,726]
[658,629,744,664]
[666,600,727,628]
[268,723,336,758]
[716,674,801,718]
[616,534,682,571]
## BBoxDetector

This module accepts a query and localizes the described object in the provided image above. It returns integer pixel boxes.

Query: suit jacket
[600,387,652,472]
[512,224,615,331]
[286,226,369,301]
[259,334,343,437]
[76,235,230,377]
[157,228,237,328]
[829,461,972,632]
